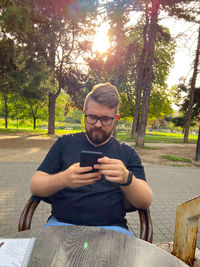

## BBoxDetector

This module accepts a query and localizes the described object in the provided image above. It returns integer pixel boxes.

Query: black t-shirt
[38,132,146,228]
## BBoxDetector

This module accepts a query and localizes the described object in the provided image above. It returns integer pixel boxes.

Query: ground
[0,133,199,167]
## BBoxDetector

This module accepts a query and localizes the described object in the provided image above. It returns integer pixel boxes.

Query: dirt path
[0,133,199,167]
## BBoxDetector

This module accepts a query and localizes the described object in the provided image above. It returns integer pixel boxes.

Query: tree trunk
[113,73,119,138]
[195,125,200,161]
[131,2,148,139]
[136,0,159,147]
[184,26,200,143]
[48,42,57,135]
[4,93,8,129]
[33,116,36,130]
[131,115,140,138]
[48,92,56,135]
[113,10,123,139]
[48,77,62,135]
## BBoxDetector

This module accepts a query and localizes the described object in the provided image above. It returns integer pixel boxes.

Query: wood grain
[13,226,187,267]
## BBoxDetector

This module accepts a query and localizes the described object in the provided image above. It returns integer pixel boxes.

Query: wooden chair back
[18,195,153,243]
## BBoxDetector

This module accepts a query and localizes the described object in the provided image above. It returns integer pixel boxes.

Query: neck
[85,133,111,147]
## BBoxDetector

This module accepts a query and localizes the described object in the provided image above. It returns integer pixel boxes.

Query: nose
[94,118,102,127]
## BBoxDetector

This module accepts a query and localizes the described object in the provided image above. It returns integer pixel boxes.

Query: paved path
[0,162,199,248]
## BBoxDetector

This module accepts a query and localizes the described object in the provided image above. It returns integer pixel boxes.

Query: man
[31,82,152,233]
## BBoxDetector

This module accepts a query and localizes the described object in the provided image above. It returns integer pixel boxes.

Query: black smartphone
[80,151,103,173]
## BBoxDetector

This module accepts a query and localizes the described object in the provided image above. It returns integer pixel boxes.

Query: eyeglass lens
[86,115,114,126]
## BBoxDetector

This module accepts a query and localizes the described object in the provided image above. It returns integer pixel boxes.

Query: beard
[86,127,113,145]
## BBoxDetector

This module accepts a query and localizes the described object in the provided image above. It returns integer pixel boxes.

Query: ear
[116,114,120,120]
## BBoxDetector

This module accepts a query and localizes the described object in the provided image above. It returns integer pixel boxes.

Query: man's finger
[99,170,118,176]
[78,171,101,179]
[97,157,118,164]
[94,163,120,170]
[79,166,93,173]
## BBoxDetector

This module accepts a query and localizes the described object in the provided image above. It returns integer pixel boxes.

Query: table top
[13,226,187,267]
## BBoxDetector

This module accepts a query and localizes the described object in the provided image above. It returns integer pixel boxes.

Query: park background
[0,0,200,159]
[0,1,200,258]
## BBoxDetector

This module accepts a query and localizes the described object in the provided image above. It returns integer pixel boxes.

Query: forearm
[30,171,66,197]
[30,165,100,197]
[121,175,153,210]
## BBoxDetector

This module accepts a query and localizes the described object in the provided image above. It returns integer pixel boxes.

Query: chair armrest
[18,196,41,232]
[138,209,153,243]
[146,209,153,243]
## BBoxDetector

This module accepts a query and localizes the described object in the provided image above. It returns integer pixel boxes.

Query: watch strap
[119,171,132,186]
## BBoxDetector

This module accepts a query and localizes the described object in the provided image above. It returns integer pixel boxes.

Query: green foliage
[148,87,173,120]
[1,3,31,37]
[0,91,49,129]
[86,14,176,122]
[172,116,186,128]
[65,109,83,124]
[55,91,69,122]
[153,26,176,88]
[180,86,200,122]
[1,0,198,135]
[0,0,99,133]
[0,37,16,94]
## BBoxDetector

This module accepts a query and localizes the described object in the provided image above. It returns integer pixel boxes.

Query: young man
[30,82,152,233]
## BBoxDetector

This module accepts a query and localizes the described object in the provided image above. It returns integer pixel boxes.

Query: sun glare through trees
[92,24,110,54]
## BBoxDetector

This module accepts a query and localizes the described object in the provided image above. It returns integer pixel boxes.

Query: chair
[18,195,153,243]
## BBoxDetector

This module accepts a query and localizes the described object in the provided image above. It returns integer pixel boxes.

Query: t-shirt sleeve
[37,137,63,174]
[126,147,146,181]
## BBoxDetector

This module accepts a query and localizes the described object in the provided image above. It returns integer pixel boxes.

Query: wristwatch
[119,171,132,186]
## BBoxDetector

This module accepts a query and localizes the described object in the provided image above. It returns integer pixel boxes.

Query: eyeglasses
[85,114,115,126]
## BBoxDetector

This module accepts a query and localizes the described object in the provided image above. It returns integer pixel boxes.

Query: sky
[160,17,199,89]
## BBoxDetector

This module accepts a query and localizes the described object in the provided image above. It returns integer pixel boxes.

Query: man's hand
[94,157,152,210]
[94,157,129,185]
[31,163,101,197]
[63,163,101,188]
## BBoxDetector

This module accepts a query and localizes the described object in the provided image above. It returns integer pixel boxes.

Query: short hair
[84,82,120,112]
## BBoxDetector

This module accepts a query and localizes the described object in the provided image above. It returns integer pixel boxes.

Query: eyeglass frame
[84,114,116,126]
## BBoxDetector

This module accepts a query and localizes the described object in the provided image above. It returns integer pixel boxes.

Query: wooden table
[13,226,188,267]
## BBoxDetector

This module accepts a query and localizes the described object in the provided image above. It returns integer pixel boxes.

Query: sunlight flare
[93,24,110,54]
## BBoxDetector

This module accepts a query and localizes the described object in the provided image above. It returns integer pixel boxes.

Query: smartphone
[80,151,103,173]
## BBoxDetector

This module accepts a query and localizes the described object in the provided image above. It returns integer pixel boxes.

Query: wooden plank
[172,195,200,265]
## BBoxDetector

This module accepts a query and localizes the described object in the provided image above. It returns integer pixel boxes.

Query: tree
[123,22,175,130]
[132,0,198,146]
[195,125,200,161]
[1,0,98,134]
[85,1,175,137]
[172,116,186,133]
[25,99,48,129]
[148,88,173,121]
[135,0,162,146]
[184,26,200,143]
[174,85,200,133]
[0,37,16,128]
[105,1,132,136]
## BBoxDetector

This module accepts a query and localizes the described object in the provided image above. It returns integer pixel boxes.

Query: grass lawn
[0,127,197,144]
[0,127,81,136]
[161,155,192,163]
[116,131,197,144]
